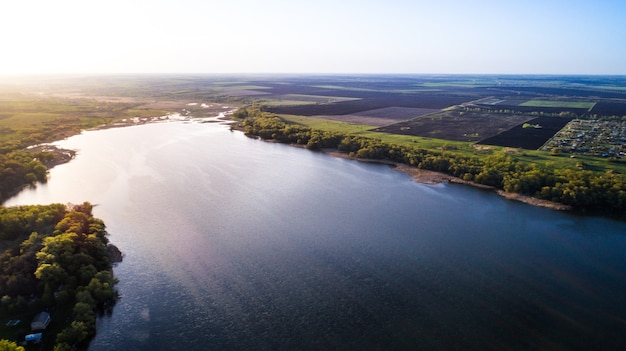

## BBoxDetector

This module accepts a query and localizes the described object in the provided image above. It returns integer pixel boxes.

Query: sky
[1,0,625,75]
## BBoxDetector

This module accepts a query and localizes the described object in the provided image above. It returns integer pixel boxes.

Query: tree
[0,340,25,351]
[1,203,119,350]
[56,321,89,348]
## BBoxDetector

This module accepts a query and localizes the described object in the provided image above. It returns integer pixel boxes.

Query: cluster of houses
[544,119,626,158]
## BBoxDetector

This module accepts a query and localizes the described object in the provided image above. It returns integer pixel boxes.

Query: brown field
[479,116,573,149]
[312,107,440,127]
[373,110,534,142]
[348,107,439,119]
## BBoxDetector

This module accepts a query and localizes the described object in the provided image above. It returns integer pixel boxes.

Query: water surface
[6,120,626,350]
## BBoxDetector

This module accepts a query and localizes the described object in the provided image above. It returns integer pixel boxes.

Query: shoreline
[21,113,571,213]
[32,108,237,171]
[316,149,572,211]
[236,121,574,212]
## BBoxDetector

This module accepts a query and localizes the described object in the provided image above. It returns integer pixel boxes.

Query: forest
[0,203,118,350]
[238,108,626,218]
[0,151,50,202]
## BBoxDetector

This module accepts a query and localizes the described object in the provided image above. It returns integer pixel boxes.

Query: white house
[31,312,51,330]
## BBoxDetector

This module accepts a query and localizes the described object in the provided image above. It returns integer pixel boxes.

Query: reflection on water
[6,121,626,350]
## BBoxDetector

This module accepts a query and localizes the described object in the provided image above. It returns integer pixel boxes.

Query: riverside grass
[279,114,626,174]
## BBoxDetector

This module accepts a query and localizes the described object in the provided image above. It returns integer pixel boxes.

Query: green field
[281,114,490,156]
[520,100,596,109]
[280,114,377,133]
[279,114,626,174]
[0,94,166,146]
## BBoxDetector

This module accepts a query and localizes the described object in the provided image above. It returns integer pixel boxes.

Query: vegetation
[0,94,163,150]
[0,94,170,203]
[0,74,624,348]
[0,151,49,202]
[0,203,117,350]
[0,339,24,351]
[519,100,596,109]
[238,107,626,218]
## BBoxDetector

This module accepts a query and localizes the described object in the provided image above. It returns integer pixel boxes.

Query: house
[25,333,43,344]
[31,312,51,330]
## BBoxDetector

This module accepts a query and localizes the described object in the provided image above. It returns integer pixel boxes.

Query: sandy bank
[322,149,572,211]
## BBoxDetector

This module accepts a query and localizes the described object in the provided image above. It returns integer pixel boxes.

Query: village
[543,119,626,158]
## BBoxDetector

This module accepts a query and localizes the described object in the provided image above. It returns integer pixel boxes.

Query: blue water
[5,120,626,350]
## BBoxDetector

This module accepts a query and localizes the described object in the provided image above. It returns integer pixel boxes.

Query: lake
[5,119,626,350]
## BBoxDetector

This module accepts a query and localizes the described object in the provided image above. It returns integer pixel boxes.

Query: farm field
[256,94,361,106]
[0,93,167,147]
[2,73,626,163]
[590,102,626,116]
[214,76,625,155]
[314,107,439,126]
[520,100,596,109]
[373,110,534,142]
[479,116,574,149]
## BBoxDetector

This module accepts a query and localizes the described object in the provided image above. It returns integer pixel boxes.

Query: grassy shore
[279,114,626,175]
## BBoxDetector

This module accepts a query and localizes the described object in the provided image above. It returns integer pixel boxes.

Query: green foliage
[520,100,596,109]
[0,150,50,202]
[0,203,118,350]
[0,339,24,351]
[55,321,89,349]
[0,93,171,201]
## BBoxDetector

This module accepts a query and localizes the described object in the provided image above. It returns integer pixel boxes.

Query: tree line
[239,109,626,219]
[0,203,118,351]
[0,150,51,202]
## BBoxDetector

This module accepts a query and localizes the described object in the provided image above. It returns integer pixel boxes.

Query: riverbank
[233,116,573,212]
[29,107,236,173]
[320,149,572,211]
[24,113,570,214]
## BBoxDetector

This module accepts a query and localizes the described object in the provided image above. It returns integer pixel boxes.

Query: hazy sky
[2,0,625,75]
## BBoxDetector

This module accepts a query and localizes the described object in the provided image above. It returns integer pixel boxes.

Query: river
[5,118,626,350]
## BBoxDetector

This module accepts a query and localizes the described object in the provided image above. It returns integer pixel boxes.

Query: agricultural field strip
[345,107,441,119]
[220,90,272,97]
[520,100,596,109]
[258,94,358,107]
[376,111,535,143]
[419,82,489,88]
[282,94,361,102]
[597,86,626,91]
[202,85,276,97]
[311,115,401,127]
[220,85,273,90]
[479,116,573,150]
[309,85,439,93]
[279,114,379,134]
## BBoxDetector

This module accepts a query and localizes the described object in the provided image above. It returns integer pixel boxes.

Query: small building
[31,312,51,330]
[25,333,43,344]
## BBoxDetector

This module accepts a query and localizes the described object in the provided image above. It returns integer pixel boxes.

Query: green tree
[56,321,89,348]
[0,340,24,351]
